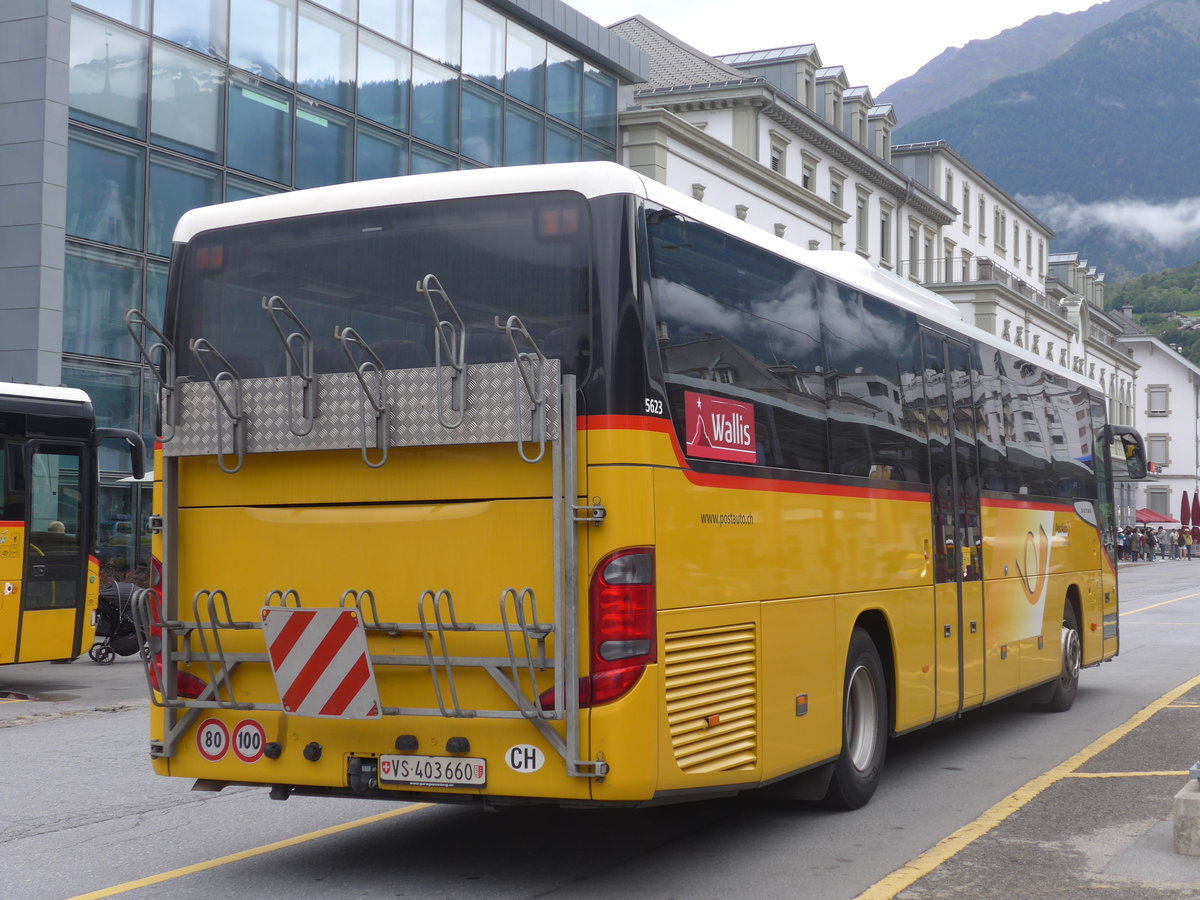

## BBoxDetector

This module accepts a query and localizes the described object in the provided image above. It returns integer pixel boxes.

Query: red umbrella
[1192,494,1200,542]
[1182,491,1191,529]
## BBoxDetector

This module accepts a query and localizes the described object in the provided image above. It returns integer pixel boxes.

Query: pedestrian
[1188,530,1194,560]
[1171,529,1180,559]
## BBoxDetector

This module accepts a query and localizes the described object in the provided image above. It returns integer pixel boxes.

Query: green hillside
[1109,262,1200,364]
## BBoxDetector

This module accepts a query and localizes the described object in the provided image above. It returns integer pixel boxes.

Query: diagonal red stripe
[267,609,318,670]
[281,612,359,713]
[318,653,371,716]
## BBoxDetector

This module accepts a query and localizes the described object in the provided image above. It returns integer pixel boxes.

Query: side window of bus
[645,210,828,473]
[1047,383,1098,499]
[1005,357,1054,496]
[818,286,928,483]
[977,349,1010,491]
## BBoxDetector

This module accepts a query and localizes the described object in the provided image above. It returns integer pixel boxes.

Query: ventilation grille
[664,623,757,774]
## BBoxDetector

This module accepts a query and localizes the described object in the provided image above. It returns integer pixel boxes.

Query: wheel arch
[852,609,895,734]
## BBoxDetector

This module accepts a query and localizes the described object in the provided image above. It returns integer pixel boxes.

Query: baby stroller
[89,581,142,664]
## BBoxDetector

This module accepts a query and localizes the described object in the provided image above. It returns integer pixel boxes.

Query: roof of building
[495,0,648,83]
[714,44,818,66]
[607,16,752,90]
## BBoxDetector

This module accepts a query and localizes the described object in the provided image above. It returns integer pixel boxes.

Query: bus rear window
[171,193,591,379]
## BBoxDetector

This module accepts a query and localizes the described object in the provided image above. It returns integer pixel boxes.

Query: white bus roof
[0,382,90,405]
[173,162,1101,393]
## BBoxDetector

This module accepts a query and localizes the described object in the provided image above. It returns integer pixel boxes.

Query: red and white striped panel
[261,608,381,719]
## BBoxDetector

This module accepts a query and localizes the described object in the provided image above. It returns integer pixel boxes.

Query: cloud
[1019,194,1200,248]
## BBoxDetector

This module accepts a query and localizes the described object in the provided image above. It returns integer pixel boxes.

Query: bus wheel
[823,628,888,810]
[1036,603,1081,713]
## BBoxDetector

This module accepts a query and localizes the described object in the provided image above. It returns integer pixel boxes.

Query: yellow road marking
[69,802,432,899]
[854,671,1200,900]
[1123,591,1200,615]
[1062,771,1189,778]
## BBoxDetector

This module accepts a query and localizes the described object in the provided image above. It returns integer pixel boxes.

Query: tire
[823,627,888,810]
[1036,602,1081,713]
[89,643,115,665]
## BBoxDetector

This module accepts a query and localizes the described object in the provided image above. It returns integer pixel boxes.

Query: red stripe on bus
[281,612,360,713]
[318,653,371,716]
[0,520,23,527]
[267,608,318,670]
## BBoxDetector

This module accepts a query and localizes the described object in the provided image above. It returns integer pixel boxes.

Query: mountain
[878,0,1156,123]
[1107,262,1200,365]
[892,0,1200,280]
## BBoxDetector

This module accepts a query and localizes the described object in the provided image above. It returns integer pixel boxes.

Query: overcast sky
[567,0,1108,93]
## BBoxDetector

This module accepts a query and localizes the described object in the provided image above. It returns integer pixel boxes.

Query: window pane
[62,361,142,469]
[358,32,409,131]
[67,128,145,251]
[412,56,458,151]
[356,124,408,180]
[359,0,410,45]
[582,136,614,162]
[462,0,504,89]
[410,143,456,174]
[546,45,580,126]
[295,104,352,188]
[76,0,149,29]
[226,173,284,201]
[412,0,460,67]
[546,121,580,163]
[506,22,545,110]
[583,65,616,144]
[310,0,355,15]
[151,43,225,162]
[229,0,295,87]
[146,260,169,331]
[64,245,142,361]
[153,0,229,60]
[461,83,501,166]
[298,2,356,110]
[69,11,149,139]
[148,153,221,257]
[504,103,542,166]
[227,76,292,183]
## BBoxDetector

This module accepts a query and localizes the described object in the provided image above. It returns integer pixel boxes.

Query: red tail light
[144,557,205,699]
[542,547,656,709]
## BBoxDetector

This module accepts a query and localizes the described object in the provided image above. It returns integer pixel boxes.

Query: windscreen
[171,192,591,379]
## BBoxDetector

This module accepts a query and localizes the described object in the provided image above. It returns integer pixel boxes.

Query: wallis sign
[684,391,757,463]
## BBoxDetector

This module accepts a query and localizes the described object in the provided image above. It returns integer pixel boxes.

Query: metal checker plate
[163,360,560,457]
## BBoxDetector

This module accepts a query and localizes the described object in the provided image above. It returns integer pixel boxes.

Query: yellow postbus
[0,383,145,666]
[133,162,1145,810]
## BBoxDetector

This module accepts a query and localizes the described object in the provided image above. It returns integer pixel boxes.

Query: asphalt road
[1,560,1198,899]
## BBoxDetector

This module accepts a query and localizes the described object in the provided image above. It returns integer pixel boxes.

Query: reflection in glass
[358,32,409,131]
[75,0,149,29]
[412,57,458,151]
[412,0,461,67]
[62,360,141,471]
[67,128,145,251]
[505,103,543,166]
[146,260,169,331]
[227,77,292,183]
[583,65,616,144]
[411,143,456,173]
[547,46,581,126]
[226,174,284,201]
[461,83,502,166]
[69,11,149,139]
[359,0,410,45]
[151,43,225,162]
[462,0,504,89]
[148,153,221,257]
[229,0,295,87]
[298,3,356,110]
[506,22,545,110]
[546,121,580,163]
[64,244,142,361]
[583,136,614,162]
[295,104,353,188]
[311,0,356,16]
[356,124,408,180]
[153,0,229,59]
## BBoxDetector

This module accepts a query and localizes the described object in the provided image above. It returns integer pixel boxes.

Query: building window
[801,162,815,190]
[1147,434,1169,470]
[856,190,869,253]
[67,127,145,251]
[830,176,843,209]
[70,10,149,140]
[978,196,986,240]
[880,205,892,265]
[230,0,296,88]
[1148,385,1170,415]
[962,184,970,230]
[1013,223,1021,267]
[945,170,953,203]
[1147,489,1171,515]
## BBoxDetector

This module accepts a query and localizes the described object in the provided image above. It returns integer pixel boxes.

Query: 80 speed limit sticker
[196,718,230,761]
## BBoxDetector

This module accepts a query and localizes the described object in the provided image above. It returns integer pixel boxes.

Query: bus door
[922,331,985,717]
[16,442,90,663]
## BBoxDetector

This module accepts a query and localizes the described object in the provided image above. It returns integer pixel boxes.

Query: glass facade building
[2,1,645,575]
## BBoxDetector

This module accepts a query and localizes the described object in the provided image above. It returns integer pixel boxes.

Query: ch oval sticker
[505,744,545,773]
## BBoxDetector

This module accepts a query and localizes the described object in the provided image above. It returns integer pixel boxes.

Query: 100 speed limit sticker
[196,718,268,763]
